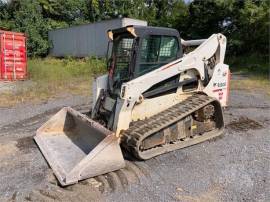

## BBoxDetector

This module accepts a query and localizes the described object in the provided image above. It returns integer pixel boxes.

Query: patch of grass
[227,54,269,76]
[1,54,269,107]
[230,76,270,96]
[0,57,106,107]
[227,54,270,95]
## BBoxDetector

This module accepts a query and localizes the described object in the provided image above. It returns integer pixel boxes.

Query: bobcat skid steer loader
[35,26,230,186]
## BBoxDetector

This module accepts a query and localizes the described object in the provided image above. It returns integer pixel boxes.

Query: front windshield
[111,35,134,85]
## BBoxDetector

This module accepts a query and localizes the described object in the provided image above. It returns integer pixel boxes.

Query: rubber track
[121,93,224,160]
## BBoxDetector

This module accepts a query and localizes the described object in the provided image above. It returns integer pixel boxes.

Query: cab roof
[108,25,180,39]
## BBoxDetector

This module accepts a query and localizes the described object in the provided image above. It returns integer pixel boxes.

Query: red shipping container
[0,30,27,80]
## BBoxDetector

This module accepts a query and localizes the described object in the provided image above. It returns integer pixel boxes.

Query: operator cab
[107,26,183,95]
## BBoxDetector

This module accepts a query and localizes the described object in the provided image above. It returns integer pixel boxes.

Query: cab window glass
[113,37,134,81]
[139,35,179,76]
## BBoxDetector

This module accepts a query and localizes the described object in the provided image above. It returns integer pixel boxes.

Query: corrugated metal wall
[49,18,147,57]
[0,30,27,80]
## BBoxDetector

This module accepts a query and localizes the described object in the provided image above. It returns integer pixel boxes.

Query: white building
[48,18,147,57]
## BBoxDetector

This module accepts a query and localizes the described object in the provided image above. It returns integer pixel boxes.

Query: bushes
[227,54,269,76]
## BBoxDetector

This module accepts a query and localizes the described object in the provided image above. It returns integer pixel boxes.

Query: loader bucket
[34,107,125,186]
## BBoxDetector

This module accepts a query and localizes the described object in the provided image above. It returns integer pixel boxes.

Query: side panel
[203,63,230,107]
[113,98,135,136]
[131,93,190,121]
[92,74,108,112]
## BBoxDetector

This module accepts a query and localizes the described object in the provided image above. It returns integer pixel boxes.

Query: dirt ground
[0,84,269,201]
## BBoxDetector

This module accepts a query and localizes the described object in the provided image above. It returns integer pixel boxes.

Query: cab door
[135,35,180,77]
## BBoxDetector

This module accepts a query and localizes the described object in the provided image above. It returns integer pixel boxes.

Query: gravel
[0,89,269,202]
[0,94,91,128]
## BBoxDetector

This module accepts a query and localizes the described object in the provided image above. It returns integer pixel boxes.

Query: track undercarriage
[121,94,224,160]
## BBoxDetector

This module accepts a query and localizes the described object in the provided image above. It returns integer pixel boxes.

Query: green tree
[229,0,269,55]
[3,0,50,57]
[0,2,13,29]
[15,0,49,57]
[182,0,230,39]
[1,0,268,57]
[180,0,269,56]
[38,0,89,27]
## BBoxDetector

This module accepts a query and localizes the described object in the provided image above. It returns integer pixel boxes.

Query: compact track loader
[35,26,230,186]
